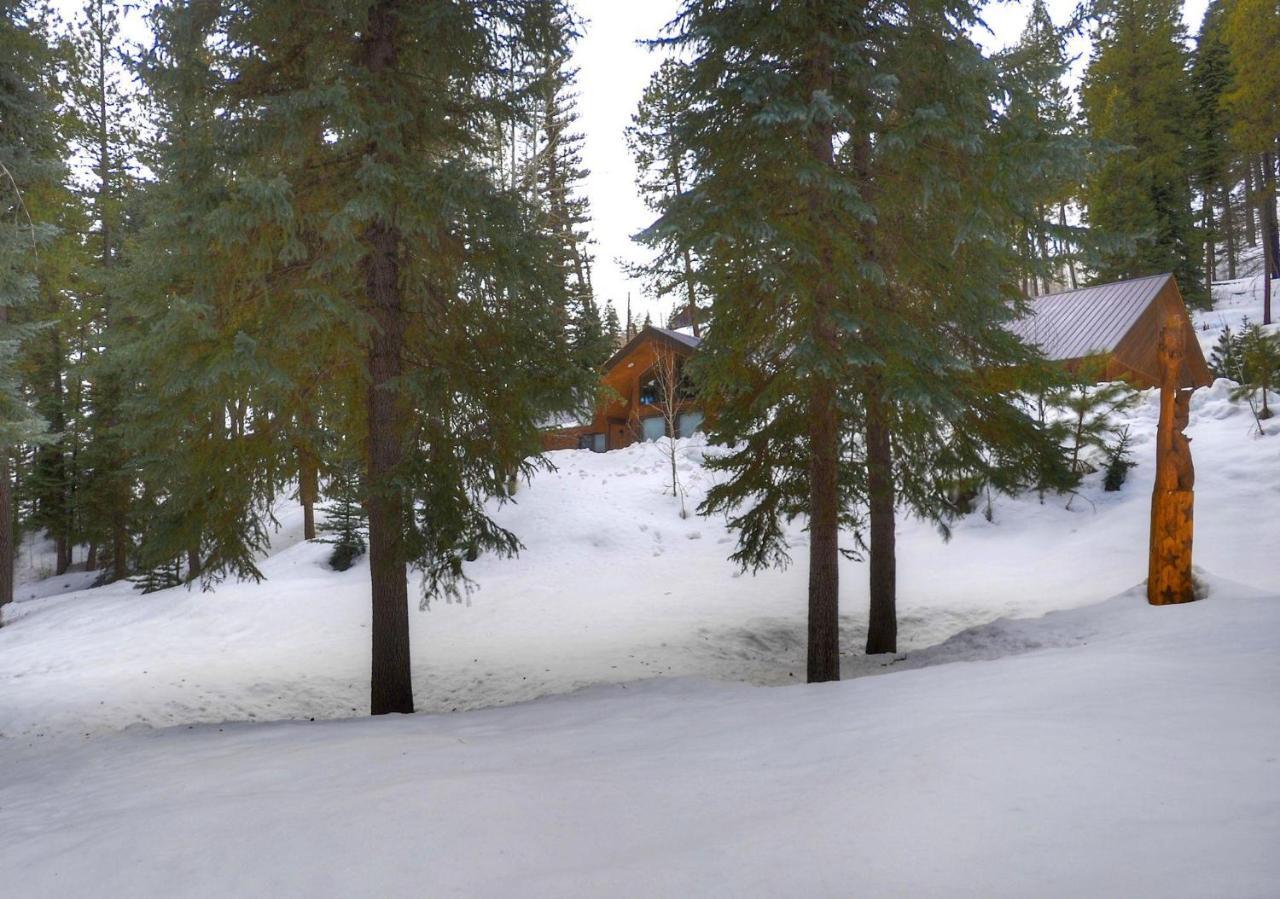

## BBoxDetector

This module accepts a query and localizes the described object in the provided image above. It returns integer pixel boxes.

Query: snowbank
[2,576,1276,897]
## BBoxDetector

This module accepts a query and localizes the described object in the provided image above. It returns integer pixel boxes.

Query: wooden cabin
[1009,273,1212,388]
[543,275,1210,453]
[541,326,704,452]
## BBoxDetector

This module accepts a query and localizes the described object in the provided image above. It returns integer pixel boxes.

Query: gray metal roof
[1008,273,1171,361]
[649,326,702,350]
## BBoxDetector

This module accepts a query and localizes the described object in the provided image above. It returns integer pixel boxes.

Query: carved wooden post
[1148,315,1197,605]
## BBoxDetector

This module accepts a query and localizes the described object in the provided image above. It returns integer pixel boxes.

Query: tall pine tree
[649,0,1072,676]
[1081,0,1205,305]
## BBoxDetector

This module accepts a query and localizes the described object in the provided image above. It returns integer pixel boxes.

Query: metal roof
[1008,273,1171,362]
[603,325,702,372]
[649,327,702,350]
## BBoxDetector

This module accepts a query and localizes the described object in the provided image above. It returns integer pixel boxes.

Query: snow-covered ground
[3,576,1278,897]
[1,282,1277,896]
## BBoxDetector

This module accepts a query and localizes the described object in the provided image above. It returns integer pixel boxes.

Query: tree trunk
[864,377,897,655]
[1222,182,1237,280]
[804,37,840,684]
[85,542,97,572]
[1245,161,1257,246]
[187,544,201,582]
[363,0,414,716]
[55,536,71,576]
[110,519,127,581]
[1264,152,1277,325]
[1059,204,1078,290]
[1203,195,1215,292]
[299,444,318,541]
[0,454,12,620]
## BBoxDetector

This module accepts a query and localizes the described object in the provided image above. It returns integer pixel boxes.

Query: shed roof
[1008,273,1171,362]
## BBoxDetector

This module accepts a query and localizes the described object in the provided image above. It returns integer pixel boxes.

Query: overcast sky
[576,0,1210,326]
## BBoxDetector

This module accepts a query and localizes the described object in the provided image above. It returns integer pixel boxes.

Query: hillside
[0,283,1277,896]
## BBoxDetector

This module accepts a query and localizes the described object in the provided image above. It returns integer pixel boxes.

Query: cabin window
[639,375,660,406]
[641,416,666,442]
[677,410,704,438]
[638,360,696,407]
[591,433,607,453]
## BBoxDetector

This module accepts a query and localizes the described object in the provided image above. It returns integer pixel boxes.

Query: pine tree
[1233,322,1280,423]
[150,1,589,715]
[1190,0,1236,287]
[651,0,1074,674]
[65,0,139,581]
[319,457,366,572]
[1001,0,1091,296]
[1081,0,1205,305]
[602,300,622,349]
[1223,0,1280,323]
[628,59,704,336]
[1208,321,1246,381]
[0,1,63,612]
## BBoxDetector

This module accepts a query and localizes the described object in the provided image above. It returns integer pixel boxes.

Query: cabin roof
[604,325,702,373]
[1007,273,1171,362]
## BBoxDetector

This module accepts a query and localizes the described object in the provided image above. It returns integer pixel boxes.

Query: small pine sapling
[1208,321,1246,381]
[1051,374,1140,479]
[1103,426,1135,491]
[1230,323,1280,426]
[319,460,367,571]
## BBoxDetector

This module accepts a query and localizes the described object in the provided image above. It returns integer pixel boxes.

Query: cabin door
[607,418,627,450]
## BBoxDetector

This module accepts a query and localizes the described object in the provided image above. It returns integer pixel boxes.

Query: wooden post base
[1148,488,1195,605]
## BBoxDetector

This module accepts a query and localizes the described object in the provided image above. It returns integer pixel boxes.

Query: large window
[579,433,607,453]
[642,416,666,442]
[677,410,704,438]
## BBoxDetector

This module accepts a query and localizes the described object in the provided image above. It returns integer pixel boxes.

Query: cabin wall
[540,334,702,452]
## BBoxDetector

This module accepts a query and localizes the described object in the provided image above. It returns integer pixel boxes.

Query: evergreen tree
[1102,426,1135,491]
[319,457,366,572]
[0,1,63,611]
[628,58,705,336]
[1081,0,1205,305]
[1223,0,1280,323]
[1208,321,1246,381]
[1232,322,1280,422]
[1001,0,1091,296]
[1190,0,1236,287]
[151,0,590,715]
[602,300,622,349]
[649,0,1074,675]
[64,0,139,581]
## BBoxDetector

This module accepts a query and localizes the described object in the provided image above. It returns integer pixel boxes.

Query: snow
[0,283,1277,895]
[3,576,1278,897]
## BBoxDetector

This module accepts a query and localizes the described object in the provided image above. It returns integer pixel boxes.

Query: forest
[2,0,1277,706]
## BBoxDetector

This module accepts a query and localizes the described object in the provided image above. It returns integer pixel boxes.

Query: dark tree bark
[1261,153,1279,330]
[864,376,897,654]
[1245,161,1257,246]
[0,454,12,620]
[363,0,413,716]
[803,37,840,684]
[1059,203,1078,290]
[187,544,201,581]
[1203,196,1215,293]
[1222,182,1237,280]
[299,444,318,541]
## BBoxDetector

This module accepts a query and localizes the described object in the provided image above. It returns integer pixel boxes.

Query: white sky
[577,0,1211,325]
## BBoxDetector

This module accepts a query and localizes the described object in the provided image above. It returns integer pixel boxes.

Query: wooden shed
[1009,273,1212,388]
[541,326,704,452]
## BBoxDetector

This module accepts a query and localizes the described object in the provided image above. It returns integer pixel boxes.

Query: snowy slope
[1,285,1278,738]
[2,576,1277,898]
[0,285,1277,896]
